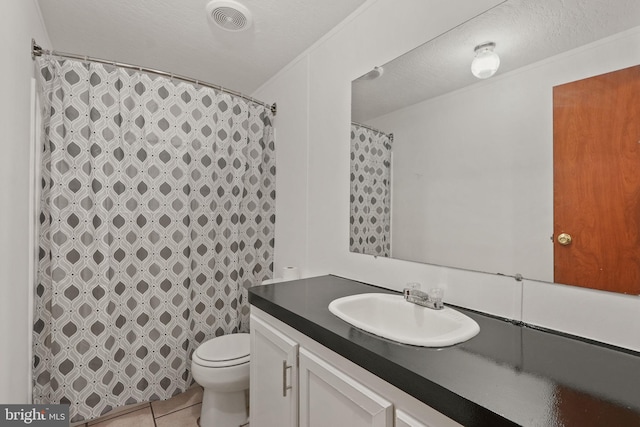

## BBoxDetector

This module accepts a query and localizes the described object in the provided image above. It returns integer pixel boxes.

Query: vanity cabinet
[250,315,299,427]
[249,275,640,426]
[249,308,460,427]
[299,348,392,427]
[395,410,432,427]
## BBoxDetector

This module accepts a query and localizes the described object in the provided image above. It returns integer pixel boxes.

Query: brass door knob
[557,233,572,246]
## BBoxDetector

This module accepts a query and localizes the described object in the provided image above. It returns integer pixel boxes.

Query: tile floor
[74,386,204,427]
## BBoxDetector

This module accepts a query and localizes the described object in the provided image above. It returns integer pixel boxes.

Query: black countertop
[248,275,640,427]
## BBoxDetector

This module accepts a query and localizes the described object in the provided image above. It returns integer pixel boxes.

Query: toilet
[191,333,250,427]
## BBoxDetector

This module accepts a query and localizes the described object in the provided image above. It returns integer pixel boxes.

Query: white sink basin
[328,293,480,347]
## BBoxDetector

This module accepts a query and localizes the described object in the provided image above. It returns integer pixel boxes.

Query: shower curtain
[350,123,392,257]
[32,56,275,422]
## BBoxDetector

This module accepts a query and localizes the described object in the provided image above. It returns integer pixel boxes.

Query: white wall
[253,57,311,279]
[0,0,50,404]
[254,0,640,351]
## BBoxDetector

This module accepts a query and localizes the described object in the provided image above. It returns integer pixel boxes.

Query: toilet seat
[192,333,250,368]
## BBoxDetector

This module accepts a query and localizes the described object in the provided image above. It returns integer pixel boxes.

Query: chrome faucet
[403,286,444,310]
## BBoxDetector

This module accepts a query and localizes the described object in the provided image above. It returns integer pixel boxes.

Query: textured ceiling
[37,0,367,95]
[352,0,640,123]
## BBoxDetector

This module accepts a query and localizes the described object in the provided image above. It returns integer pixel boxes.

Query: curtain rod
[31,39,277,116]
[351,121,394,142]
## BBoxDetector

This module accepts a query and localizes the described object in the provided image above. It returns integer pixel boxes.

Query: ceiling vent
[206,0,253,32]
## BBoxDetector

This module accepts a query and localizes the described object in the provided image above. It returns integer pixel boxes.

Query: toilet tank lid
[195,333,250,362]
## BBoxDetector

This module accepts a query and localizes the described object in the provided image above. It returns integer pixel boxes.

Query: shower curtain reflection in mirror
[350,123,392,257]
[32,56,275,422]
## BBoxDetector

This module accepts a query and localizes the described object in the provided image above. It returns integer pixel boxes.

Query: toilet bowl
[191,333,250,427]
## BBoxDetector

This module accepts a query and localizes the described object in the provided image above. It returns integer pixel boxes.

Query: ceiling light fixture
[356,66,384,81]
[471,42,500,79]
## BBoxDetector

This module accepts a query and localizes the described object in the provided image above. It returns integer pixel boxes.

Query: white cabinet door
[396,409,433,427]
[299,348,393,427]
[250,314,299,427]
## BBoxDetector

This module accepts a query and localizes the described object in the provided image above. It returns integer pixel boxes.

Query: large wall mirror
[350,0,640,293]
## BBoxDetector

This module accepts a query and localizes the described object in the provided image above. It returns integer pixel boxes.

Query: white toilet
[191,333,250,427]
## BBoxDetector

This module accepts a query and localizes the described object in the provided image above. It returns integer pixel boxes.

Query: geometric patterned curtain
[349,123,392,257]
[32,56,275,423]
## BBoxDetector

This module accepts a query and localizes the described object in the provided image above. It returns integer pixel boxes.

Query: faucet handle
[429,288,444,306]
[403,282,419,296]
[407,282,420,290]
